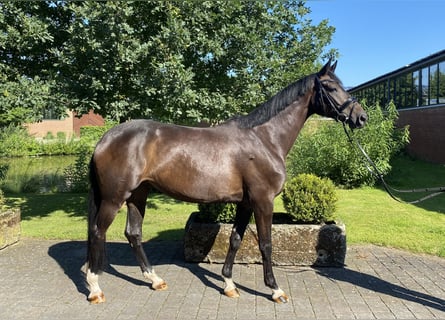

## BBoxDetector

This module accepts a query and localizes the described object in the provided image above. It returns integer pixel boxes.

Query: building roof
[350,49,445,91]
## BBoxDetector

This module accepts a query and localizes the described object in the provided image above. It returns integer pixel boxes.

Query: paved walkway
[0,239,444,320]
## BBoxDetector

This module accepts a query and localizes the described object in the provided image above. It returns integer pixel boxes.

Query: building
[26,110,104,139]
[349,49,445,164]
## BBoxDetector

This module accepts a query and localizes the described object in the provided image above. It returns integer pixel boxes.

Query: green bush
[0,122,116,158]
[0,164,8,181]
[282,174,337,224]
[0,125,40,157]
[63,149,91,193]
[0,164,6,206]
[287,101,409,188]
[196,203,237,223]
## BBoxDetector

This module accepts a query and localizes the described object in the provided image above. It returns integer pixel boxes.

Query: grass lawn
[4,193,196,241]
[337,187,445,257]
[3,155,445,257]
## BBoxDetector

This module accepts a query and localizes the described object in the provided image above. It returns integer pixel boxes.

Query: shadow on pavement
[316,267,445,312]
[48,240,270,302]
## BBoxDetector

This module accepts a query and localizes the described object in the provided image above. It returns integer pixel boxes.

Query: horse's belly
[150,170,243,203]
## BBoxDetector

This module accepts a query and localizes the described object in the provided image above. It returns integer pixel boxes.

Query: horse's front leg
[253,199,289,303]
[125,201,167,291]
[222,202,252,298]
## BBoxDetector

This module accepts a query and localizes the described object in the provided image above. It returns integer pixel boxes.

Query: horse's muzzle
[355,112,368,129]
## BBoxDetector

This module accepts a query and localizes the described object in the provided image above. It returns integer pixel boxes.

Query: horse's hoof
[152,281,168,291]
[273,293,289,303]
[224,288,240,298]
[88,292,106,304]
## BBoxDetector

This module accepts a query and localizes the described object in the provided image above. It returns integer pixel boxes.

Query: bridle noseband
[316,77,357,124]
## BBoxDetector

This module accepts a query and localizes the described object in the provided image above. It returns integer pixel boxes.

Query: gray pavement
[0,239,444,320]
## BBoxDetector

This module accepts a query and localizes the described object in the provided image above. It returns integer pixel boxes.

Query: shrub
[196,203,237,223]
[63,149,91,192]
[282,174,337,224]
[0,164,6,206]
[0,125,41,157]
[0,164,8,181]
[287,101,409,188]
[0,122,116,158]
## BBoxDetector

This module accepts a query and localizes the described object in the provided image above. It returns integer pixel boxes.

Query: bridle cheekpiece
[316,77,357,124]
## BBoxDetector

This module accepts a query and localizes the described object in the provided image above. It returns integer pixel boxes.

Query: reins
[342,124,445,204]
[316,76,445,204]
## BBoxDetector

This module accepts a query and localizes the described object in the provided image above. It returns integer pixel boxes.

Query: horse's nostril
[360,113,368,123]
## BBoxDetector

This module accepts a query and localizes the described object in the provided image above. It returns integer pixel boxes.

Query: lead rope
[343,124,445,204]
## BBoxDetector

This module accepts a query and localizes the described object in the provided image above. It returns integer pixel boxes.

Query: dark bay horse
[85,60,367,304]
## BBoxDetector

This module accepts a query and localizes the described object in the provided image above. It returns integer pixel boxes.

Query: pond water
[0,156,77,193]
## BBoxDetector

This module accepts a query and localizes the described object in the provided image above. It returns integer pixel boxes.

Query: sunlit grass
[336,187,445,257]
[6,193,195,241]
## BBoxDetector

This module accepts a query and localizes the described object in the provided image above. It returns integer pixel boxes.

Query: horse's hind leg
[222,201,253,298]
[125,187,167,291]
[86,200,120,304]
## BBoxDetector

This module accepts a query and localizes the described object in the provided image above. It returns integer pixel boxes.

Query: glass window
[389,78,396,104]
[429,64,438,104]
[421,67,429,105]
[412,70,420,107]
[395,76,403,107]
[43,108,56,120]
[404,72,414,107]
[438,61,445,104]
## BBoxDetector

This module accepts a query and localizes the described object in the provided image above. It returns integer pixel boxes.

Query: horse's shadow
[49,240,445,312]
[47,237,270,302]
[314,266,445,312]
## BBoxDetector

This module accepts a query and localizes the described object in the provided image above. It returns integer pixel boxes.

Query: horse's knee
[124,228,141,242]
[229,231,242,250]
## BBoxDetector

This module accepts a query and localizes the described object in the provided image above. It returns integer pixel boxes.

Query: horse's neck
[254,93,312,160]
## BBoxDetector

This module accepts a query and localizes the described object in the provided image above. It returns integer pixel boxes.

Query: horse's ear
[331,60,337,72]
[318,58,333,76]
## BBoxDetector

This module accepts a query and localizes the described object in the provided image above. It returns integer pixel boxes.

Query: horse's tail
[87,155,106,273]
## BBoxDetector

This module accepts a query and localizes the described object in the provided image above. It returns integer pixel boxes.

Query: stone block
[184,212,346,266]
[0,208,21,250]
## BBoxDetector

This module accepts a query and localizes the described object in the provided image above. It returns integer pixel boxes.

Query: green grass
[5,193,195,241]
[2,154,445,257]
[335,154,445,257]
[336,187,445,257]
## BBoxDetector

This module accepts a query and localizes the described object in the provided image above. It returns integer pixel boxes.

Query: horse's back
[92,120,248,203]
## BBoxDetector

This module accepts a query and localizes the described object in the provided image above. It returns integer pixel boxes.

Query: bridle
[316,77,357,124]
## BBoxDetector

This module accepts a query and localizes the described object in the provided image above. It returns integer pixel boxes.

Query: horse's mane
[228,73,318,129]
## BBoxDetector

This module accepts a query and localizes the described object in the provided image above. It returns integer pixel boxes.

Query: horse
[85,60,367,304]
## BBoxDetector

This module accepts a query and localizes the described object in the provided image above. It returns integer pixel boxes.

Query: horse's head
[313,60,367,129]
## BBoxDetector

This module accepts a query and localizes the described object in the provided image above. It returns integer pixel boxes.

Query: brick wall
[73,110,105,136]
[26,111,75,138]
[26,110,104,138]
[397,106,445,164]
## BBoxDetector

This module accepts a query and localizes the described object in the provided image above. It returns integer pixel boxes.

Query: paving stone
[0,239,444,319]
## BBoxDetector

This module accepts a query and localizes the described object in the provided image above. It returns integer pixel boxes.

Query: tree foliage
[0,2,67,126]
[1,1,336,125]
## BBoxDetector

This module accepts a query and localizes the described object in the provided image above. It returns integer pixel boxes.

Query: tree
[1,1,336,126]
[0,2,68,127]
[56,1,336,124]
